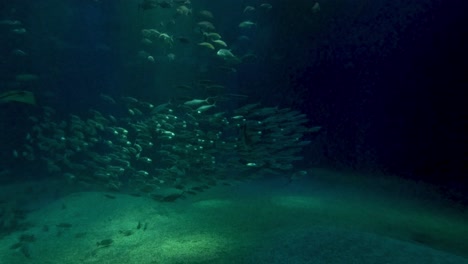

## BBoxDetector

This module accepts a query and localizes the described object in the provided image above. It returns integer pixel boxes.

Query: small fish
[141,38,152,45]
[0,20,22,26]
[152,102,171,113]
[239,21,256,28]
[312,2,320,13]
[198,10,213,19]
[216,49,240,63]
[184,97,212,106]
[138,0,171,10]
[0,90,36,105]
[100,94,116,104]
[139,101,154,109]
[253,106,278,116]
[167,53,176,61]
[15,74,38,82]
[212,39,227,47]
[196,103,216,113]
[197,79,216,85]
[198,42,215,50]
[174,84,192,90]
[138,157,152,163]
[176,5,191,16]
[121,96,139,103]
[259,3,273,10]
[216,49,235,58]
[161,130,175,136]
[197,21,215,31]
[243,6,255,13]
[11,28,27,34]
[203,32,222,40]
[136,170,149,176]
[241,53,258,62]
[12,49,27,56]
[205,84,225,91]
[309,126,322,133]
[173,0,190,4]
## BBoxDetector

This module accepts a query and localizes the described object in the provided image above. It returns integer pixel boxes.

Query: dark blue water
[1,0,467,194]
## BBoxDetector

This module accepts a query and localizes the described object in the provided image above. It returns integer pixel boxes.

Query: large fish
[0,90,36,105]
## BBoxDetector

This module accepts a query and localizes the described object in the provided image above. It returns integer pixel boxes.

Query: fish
[173,0,190,5]
[139,101,154,109]
[0,20,22,26]
[100,94,116,104]
[166,53,176,61]
[312,2,320,13]
[141,29,159,38]
[12,49,27,56]
[196,103,216,113]
[174,84,192,91]
[141,38,152,45]
[197,79,216,85]
[243,6,255,13]
[309,126,322,133]
[15,74,38,82]
[237,35,250,42]
[259,3,273,10]
[203,32,222,41]
[205,84,225,92]
[11,28,27,34]
[216,49,241,63]
[241,53,258,62]
[198,10,213,19]
[138,157,152,163]
[216,49,235,59]
[184,97,213,106]
[139,0,171,10]
[197,21,216,31]
[152,102,172,113]
[212,39,228,47]
[239,21,256,28]
[0,90,36,105]
[176,5,191,16]
[198,42,215,50]
[121,96,139,104]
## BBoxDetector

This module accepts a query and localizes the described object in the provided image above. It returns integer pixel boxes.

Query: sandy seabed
[1,168,467,264]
